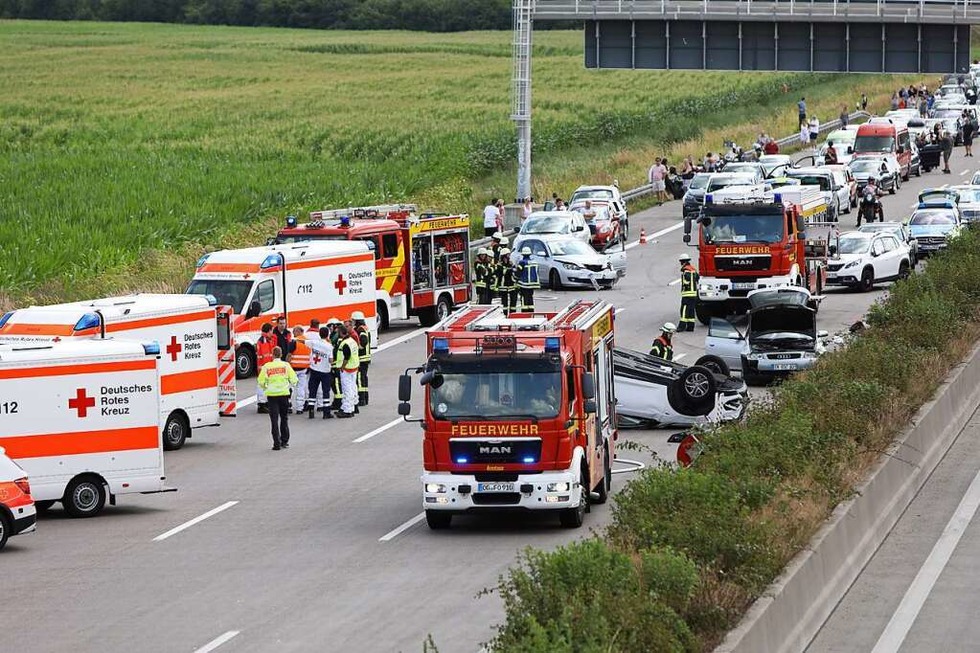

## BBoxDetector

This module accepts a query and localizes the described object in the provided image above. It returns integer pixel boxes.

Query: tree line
[0,0,557,32]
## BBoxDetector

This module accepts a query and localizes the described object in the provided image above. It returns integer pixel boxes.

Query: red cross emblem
[68,388,96,418]
[334,274,348,295]
[166,335,183,362]
[51,336,61,343]
[312,353,322,365]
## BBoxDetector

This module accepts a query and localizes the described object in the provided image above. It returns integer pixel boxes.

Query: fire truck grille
[449,438,542,464]
[472,492,522,506]
[715,255,772,272]
[473,473,519,482]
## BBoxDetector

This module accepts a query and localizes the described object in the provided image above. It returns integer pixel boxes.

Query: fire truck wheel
[592,448,612,505]
[549,269,563,290]
[425,510,452,530]
[693,354,730,378]
[34,500,55,514]
[63,475,106,518]
[163,412,189,451]
[376,301,389,331]
[236,345,256,379]
[0,512,9,550]
[559,467,589,528]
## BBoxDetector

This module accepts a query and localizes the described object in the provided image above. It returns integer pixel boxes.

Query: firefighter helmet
[678,253,692,263]
[351,311,365,321]
[498,236,509,246]
[492,231,503,241]
[477,247,489,256]
[520,247,532,256]
[327,317,341,326]
[662,322,677,333]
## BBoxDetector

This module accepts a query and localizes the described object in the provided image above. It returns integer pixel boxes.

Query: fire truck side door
[591,338,615,473]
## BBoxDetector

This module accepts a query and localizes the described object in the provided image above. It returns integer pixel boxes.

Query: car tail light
[13,477,30,497]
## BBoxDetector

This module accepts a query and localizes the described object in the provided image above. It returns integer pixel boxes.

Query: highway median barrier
[485,228,980,652]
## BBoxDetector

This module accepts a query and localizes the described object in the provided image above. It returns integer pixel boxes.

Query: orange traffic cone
[639,228,647,245]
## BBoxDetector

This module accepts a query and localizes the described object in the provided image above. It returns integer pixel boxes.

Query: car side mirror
[398,374,412,402]
[871,249,880,257]
[245,300,261,320]
[265,237,276,246]
[536,251,547,257]
[847,146,854,154]
[829,245,838,256]
[582,373,596,400]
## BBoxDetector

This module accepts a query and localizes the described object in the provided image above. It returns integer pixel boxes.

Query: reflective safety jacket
[474,260,490,289]
[338,336,360,372]
[649,336,673,361]
[516,258,540,289]
[680,263,699,298]
[256,334,276,368]
[356,324,371,363]
[499,266,516,292]
[289,335,310,370]
[258,359,298,397]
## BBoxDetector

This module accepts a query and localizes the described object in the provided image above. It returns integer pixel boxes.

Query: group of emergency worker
[472,231,540,315]
[256,311,372,450]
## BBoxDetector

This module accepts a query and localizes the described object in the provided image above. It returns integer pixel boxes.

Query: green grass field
[0,20,914,305]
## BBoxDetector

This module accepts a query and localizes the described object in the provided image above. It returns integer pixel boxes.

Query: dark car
[682,172,712,220]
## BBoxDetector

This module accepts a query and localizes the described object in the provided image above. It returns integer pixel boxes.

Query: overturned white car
[613,348,748,429]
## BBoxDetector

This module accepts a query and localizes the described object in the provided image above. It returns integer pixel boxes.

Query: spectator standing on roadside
[890,92,900,110]
[962,110,975,157]
[861,93,869,111]
[521,197,533,222]
[919,95,929,119]
[941,129,954,173]
[648,157,667,204]
[797,97,807,123]
[839,105,849,127]
[483,198,499,238]
[799,121,809,148]
[764,138,779,155]
[808,116,820,149]
[494,199,505,233]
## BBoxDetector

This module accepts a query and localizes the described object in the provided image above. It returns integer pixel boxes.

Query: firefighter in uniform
[516,246,540,312]
[255,322,276,413]
[498,248,516,315]
[305,326,334,419]
[326,317,344,412]
[351,310,371,407]
[336,326,361,418]
[679,253,699,332]
[474,248,492,305]
[650,323,676,361]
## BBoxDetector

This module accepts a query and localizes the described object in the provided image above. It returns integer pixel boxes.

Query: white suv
[825,231,913,292]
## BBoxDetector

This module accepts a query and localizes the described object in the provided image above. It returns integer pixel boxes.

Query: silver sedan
[512,235,627,290]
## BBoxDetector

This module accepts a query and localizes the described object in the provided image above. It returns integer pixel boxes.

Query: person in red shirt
[764,139,779,155]
[255,322,276,414]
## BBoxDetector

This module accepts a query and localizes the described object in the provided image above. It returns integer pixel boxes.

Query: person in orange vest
[255,322,276,414]
[287,325,310,414]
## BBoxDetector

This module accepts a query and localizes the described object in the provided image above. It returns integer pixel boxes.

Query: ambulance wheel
[425,510,452,530]
[34,500,55,514]
[236,345,256,379]
[163,412,189,451]
[63,475,106,518]
[559,467,589,528]
[0,512,9,550]
[592,447,612,505]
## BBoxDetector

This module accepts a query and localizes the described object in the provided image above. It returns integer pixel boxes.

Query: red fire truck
[682,184,829,322]
[396,300,617,530]
[274,204,471,327]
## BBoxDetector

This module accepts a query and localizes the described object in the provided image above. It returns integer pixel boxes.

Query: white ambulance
[0,340,171,518]
[186,241,377,377]
[0,447,36,550]
[0,294,236,450]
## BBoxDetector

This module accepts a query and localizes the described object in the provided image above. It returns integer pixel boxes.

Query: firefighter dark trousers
[358,361,370,406]
[519,288,535,312]
[680,297,697,331]
[268,396,291,447]
[477,286,491,305]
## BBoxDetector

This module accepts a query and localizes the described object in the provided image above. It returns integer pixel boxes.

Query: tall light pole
[512,0,534,203]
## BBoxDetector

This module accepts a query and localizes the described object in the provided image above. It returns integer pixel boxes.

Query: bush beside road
[487,226,980,650]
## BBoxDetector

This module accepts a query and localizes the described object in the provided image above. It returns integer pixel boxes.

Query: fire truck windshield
[703,214,784,244]
[186,279,253,314]
[429,358,562,420]
[275,234,347,244]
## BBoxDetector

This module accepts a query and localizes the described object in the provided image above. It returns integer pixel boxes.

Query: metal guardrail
[467,110,871,251]
[534,0,980,23]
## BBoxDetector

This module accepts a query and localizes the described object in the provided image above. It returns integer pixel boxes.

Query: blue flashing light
[195,253,210,268]
[0,312,12,330]
[340,215,351,227]
[432,337,450,353]
[204,294,218,306]
[774,192,782,204]
[142,342,161,356]
[705,193,713,205]
[456,457,469,464]
[544,336,560,353]
[285,215,298,228]
[260,253,283,270]
[73,313,101,332]
[523,457,536,464]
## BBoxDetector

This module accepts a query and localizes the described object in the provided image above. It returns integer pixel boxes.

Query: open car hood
[748,304,816,344]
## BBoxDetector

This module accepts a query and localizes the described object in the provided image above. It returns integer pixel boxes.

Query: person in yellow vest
[474,248,492,305]
[335,325,360,418]
[352,310,372,407]
[257,346,298,450]
[498,247,516,315]
[679,253,700,332]
[326,317,343,412]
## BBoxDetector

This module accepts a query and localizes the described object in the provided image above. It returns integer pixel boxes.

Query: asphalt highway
[2,147,976,653]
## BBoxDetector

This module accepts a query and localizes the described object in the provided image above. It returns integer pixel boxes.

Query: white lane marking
[153,501,239,542]
[624,221,685,251]
[961,169,970,176]
[380,512,426,542]
[668,277,682,286]
[674,353,687,361]
[353,417,403,443]
[870,469,980,653]
[238,395,256,409]
[193,631,240,653]
[376,327,426,352]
